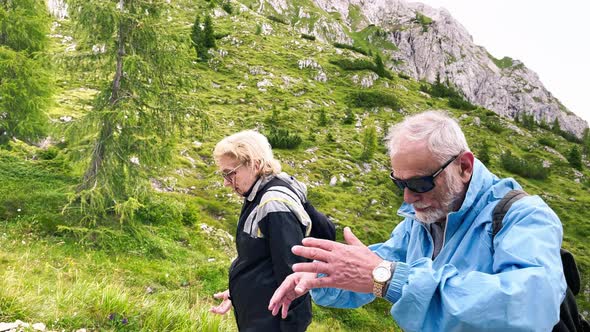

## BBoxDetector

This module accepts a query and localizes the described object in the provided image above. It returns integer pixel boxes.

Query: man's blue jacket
[311,159,566,331]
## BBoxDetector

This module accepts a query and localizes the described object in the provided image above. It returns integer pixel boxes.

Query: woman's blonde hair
[213,130,281,176]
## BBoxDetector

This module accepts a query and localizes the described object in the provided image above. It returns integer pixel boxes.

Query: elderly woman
[209,130,312,331]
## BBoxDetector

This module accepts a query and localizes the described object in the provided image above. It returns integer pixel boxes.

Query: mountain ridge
[252,0,588,138]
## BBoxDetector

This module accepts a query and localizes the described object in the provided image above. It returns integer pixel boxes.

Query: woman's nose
[223,177,232,187]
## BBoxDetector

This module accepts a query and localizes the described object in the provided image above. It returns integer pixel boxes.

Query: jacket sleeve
[310,218,412,308]
[257,194,308,285]
[385,196,565,332]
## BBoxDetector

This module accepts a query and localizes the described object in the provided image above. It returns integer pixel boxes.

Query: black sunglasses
[389,154,459,193]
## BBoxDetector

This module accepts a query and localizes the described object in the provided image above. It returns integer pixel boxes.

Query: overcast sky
[416,0,590,124]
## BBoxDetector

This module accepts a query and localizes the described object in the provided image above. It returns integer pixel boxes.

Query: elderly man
[269,111,566,331]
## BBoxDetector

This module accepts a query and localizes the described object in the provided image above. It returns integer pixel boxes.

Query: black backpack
[264,179,336,241]
[493,190,590,332]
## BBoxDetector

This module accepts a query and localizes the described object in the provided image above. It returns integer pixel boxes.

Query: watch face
[373,266,391,283]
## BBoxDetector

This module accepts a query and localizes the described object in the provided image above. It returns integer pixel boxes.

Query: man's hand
[268,272,317,319]
[289,227,382,293]
[209,289,232,315]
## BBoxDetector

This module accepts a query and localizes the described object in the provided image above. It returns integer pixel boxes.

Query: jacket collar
[245,174,274,202]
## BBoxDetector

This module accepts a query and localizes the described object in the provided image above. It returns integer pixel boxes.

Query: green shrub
[484,118,504,133]
[538,137,556,148]
[300,34,316,41]
[329,58,375,71]
[567,146,583,170]
[181,201,201,226]
[477,142,491,165]
[332,43,369,56]
[38,147,58,160]
[221,1,233,14]
[318,109,329,126]
[267,15,288,25]
[137,196,184,225]
[500,151,549,180]
[267,128,302,149]
[342,108,354,125]
[398,72,410,80]
[415,12,433,31]
[448,97,476,111]
[348,91,399,109]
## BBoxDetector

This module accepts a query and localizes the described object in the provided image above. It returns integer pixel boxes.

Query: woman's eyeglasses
[389,155,459,193]
[221,164,243,181]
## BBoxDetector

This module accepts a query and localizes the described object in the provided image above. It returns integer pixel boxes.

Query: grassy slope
[0,0,589,331]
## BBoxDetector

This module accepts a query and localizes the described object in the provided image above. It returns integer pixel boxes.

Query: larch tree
[0,0,51,144]
[67,0,205,222]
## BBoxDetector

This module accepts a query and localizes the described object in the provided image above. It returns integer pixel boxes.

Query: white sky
[416,0,590,124]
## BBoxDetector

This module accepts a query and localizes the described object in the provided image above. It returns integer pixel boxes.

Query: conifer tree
[567,146,583,170]
[318,109,328,126]
[552,117,561,135]
[0,0,51,144]
[360,126,377,161]
[203,15,216,49]
[191,15,208,62]
[582,128,590,154]
[478,142,491,165]
[67,0,206,222]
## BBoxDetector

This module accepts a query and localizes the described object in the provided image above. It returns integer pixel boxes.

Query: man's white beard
[414,172,463,224]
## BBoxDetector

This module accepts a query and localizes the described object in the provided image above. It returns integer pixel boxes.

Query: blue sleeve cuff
[384,261,409,303]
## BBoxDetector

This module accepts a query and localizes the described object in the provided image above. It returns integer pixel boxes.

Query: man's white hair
[385,110,470,163]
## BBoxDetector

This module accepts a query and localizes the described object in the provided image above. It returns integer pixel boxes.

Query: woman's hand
[269,272,317,319]
[209,289,232,315]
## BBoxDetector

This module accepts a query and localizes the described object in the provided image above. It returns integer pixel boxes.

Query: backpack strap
[492,189,528,239]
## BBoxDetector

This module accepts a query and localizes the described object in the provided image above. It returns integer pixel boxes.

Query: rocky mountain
[254,0,587,137]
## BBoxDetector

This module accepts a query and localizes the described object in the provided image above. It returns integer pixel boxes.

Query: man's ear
[459,151,475,182]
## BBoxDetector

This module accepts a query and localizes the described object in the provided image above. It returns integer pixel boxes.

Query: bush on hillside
[484,118,504,133]
[301,34,316,41]
[267,128,302,149]
[267,15,288,25]
[333,42,369,56]
[349,91,399,109]
[500,151,549,180]
[477,142,491,165]
[137,196,184,225]
[221,1,233,14]
[567,146,583,170]
[398,72,411,80]
[329,58,375,71]
[342,108,354,125]
[448,96,476,111]
[538,137,557,148]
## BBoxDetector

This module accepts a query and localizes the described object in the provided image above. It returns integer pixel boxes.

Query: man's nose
[403,187,420,204]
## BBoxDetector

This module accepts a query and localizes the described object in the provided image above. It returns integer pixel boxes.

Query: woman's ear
[254,160,263,174]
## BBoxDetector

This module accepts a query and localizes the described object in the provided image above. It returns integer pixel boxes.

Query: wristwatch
[372,260,394,297]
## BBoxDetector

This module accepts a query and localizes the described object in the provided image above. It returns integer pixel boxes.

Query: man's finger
[292,260,331,275]
[292,246,332,262]
[300,237,339,251]
[343,227,365,247]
